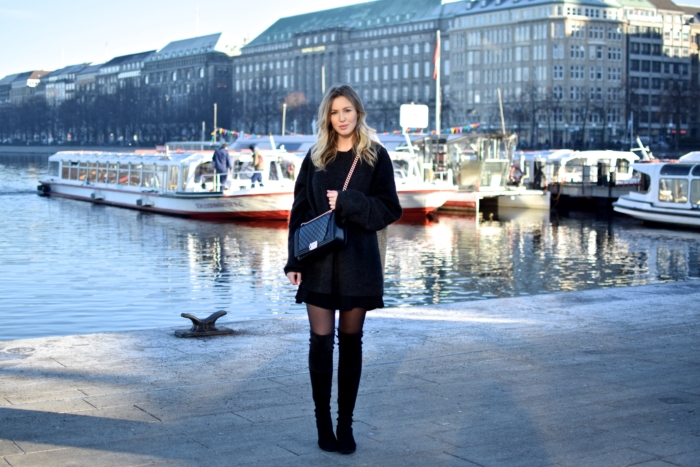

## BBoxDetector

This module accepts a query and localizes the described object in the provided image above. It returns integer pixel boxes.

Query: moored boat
[390,151,458,218]
[37,150,301,220]
[613,161,700,227]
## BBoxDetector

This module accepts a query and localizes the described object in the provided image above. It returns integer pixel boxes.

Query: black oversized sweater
[284,144,402,297]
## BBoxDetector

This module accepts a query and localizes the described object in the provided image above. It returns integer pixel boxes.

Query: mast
[435,30,441,137]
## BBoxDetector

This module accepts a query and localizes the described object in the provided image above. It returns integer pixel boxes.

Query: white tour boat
[389,151,458,218]
[613,161,700,227]
[37,150,301,220]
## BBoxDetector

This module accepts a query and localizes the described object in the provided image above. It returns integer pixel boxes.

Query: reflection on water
[1,155,699,340]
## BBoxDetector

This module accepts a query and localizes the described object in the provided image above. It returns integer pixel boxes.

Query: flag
[432,38,440,80]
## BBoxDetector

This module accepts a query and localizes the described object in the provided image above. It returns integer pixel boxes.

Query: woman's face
[329,95,358,138]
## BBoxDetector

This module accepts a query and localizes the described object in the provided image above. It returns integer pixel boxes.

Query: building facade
[97,51,154,95]
[0,71,51,106]
[236,0,699,148]
[42,64,90,107]
[142,33,235,104]
[234,0,450,134]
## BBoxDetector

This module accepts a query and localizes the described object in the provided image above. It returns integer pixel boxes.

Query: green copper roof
[246,0,443,47]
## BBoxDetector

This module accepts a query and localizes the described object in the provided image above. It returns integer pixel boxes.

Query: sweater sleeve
[335,147,402,231]
[284,154,312,274]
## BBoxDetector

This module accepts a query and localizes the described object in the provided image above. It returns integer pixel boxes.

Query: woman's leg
[336,307,367,454]
[306,304,337,451]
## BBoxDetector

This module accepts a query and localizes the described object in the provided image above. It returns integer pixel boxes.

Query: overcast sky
[1,0,699,79]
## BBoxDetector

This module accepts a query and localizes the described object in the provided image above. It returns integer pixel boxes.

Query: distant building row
[1,0,699,145]
[0,34,238,107]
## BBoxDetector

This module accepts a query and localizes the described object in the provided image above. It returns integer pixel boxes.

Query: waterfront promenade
[1,282,698,467]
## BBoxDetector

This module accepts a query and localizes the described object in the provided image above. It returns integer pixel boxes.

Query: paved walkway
[1,282,699,467]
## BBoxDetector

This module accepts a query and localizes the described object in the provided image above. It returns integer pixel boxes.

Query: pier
[1,282,698,466]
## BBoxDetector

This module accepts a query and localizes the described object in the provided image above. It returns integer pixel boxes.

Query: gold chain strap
[301,155,359,226]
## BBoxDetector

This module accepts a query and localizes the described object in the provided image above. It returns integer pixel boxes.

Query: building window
[393,46,399,56]
[393,64,399,80]
[172,72,177,81]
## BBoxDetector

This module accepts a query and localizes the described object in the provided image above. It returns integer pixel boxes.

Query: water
[1,153,699,341]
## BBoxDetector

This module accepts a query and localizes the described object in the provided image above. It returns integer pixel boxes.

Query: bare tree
[658,77,698,151]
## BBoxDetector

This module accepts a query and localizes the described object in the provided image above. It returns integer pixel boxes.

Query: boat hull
[397,188,457,219]
[613,196,700,227]
[40,182,293,220]
[41,182,458,221]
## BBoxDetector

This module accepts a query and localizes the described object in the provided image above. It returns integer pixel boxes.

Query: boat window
[659,164,691,176]
[154,166,167,189]
[693,165,700,177]
[565,158,587,173]
[281,160,295,180]
[168,166,179,191]
[658,178,688,203]
[129,164,142,187]
[141,165,155,187]
[61,163,70,179]
[181,166,189,191]
[87,163,98,182]
[118,164,129,185]
[69,162,79,180]
[49,161,59,177]
[616,159,630,174]
[194,162,214,184]
[691,180,700,205]
[107,163,118,184]
[636,171,650,193]
[79,162,89,181]
[97,163,107,183]
[269,161,279,180]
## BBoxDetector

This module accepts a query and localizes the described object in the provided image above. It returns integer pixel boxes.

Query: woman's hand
[327,190,338,210]
[286,271,302,286]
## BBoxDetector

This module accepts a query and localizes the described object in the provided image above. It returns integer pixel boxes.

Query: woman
[284,85,402,454]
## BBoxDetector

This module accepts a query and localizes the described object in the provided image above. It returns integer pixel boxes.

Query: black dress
[284,144,402,311]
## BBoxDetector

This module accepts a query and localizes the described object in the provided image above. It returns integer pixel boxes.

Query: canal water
[1,153,699,341]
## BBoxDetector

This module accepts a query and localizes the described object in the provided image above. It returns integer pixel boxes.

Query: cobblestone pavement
[1,282,698,467]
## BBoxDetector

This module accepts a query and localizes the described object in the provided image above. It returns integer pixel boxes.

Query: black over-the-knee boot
[309,332,337,452]
[336,331,363,454]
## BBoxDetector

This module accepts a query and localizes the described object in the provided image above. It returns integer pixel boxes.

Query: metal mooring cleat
[174,310,234,338]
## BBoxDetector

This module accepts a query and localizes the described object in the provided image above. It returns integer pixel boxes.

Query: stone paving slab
[1,281,699,466]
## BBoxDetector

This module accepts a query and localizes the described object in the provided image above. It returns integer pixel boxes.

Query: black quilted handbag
[294,155,359,261]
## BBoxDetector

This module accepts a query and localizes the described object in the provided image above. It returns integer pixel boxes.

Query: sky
[0,0,368,78]
[1,0,699,79]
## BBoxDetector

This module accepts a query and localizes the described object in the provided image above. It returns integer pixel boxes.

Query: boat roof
[49,151,205,164]
[679,151,700,162]
[517,149,574,160]
[549,150,639,163]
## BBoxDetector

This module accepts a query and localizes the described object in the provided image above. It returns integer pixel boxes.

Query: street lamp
[282,103,287,136]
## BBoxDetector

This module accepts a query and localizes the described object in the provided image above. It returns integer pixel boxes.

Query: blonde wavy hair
[310,84,379,170]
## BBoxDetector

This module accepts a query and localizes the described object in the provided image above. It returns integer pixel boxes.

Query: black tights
[307,304,366,336]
